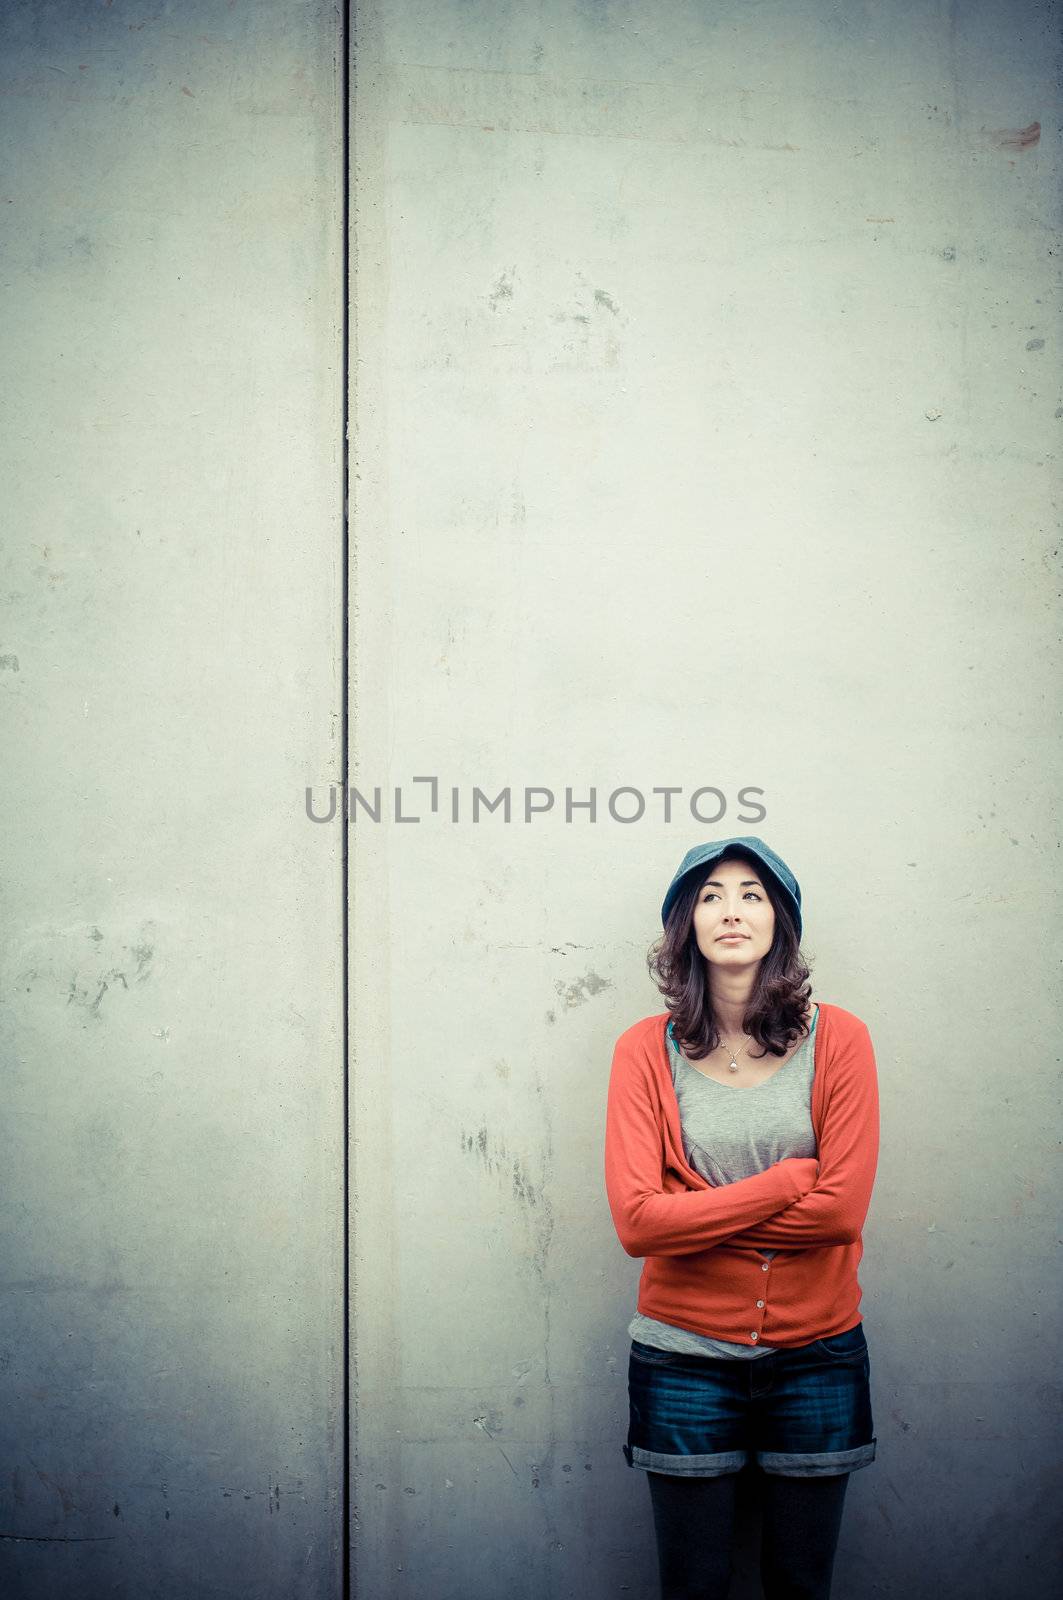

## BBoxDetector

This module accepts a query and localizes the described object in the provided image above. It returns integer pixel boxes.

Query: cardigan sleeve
[604,1032,819,1258]
[728,1019,880,1250]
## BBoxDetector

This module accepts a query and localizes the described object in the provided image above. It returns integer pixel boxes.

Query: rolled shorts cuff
[623,1443,749,1477]
[756,1439,877,1477]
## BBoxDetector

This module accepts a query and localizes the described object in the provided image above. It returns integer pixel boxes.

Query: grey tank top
[628,1005,819,1359]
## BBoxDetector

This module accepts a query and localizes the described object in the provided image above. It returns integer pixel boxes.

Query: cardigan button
[761,1261,770,1271]
[756,1300,765,1308]
[750,1331,758,1341]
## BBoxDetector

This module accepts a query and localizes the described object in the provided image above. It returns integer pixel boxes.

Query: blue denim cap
[661,836,803,939]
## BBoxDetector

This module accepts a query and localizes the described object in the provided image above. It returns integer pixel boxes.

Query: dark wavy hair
[646,846,813,1061]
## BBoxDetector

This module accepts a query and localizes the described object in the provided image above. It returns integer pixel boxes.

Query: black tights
[646,1467,850,1600]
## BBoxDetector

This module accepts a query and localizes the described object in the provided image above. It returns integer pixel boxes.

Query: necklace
[717,1033,751,1074]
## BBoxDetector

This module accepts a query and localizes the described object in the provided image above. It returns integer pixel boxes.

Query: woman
[604,836,879,1600]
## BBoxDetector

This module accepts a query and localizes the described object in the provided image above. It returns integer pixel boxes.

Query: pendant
[728,1060,740,1073]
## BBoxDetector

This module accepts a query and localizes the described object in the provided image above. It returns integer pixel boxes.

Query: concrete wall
[0,3,345,1597]
[349,3,1061,1598]
[2,1,1058,1596]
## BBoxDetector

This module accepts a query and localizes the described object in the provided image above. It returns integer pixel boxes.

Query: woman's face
[691,856,776,971]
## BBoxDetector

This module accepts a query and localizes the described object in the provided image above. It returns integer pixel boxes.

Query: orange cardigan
[603,1002,880,1347]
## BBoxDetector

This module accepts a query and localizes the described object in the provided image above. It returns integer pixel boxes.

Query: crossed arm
[604,1022,879,1258]
[604,1042,819,1257]
[729,1021,880,1250]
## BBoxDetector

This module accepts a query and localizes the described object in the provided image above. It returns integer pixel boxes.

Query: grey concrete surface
[348,3,1061,1598]
[1,2,1059,1597]
[0,3,345,1597]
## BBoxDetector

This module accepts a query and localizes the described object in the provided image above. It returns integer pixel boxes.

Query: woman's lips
[717,935,748,942]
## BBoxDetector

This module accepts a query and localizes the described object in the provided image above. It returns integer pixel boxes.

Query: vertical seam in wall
[341,2,352,1597]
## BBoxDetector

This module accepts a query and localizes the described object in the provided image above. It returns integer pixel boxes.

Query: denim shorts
[623,1321,877,1478]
